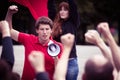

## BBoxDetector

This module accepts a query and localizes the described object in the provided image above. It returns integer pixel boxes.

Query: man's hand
[85,30,103,45]
[97,22,112,39]
[8,5,18,15]
[60,33,74,49]
[0,20,10,37]
[0,21,9,32]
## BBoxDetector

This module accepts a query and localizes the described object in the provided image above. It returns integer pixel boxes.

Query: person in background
[48,0,80,79]
[0,20,20,80]
[82,55,114,80]
[5,5,63,80]
[84,22,120,80]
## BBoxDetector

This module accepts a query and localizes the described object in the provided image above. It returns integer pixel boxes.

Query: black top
[36,72,50,80]
[1,37,14,69]
[48,0,80,58]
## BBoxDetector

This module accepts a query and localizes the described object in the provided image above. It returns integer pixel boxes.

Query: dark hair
[85,59,114,80]
[0,60,20,80]
[35,16,53,29]
[58,2,69,12]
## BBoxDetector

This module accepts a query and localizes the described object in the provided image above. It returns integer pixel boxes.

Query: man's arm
[54,33,74,80]
[85,30,113,63]
[28,51,50,80]
[97,22,120,72]
[5,5,19,41]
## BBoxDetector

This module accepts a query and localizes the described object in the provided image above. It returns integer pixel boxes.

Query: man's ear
[36,29,38,33]
[50,30,53,35]
[51,29,53,33]
[82,73,86,80]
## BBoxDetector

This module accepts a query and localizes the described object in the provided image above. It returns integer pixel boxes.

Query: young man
[5,5,63,80]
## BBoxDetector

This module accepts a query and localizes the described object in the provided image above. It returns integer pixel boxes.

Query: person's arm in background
[85,29,118,80]
[47,0,56,21]
[28,51,50,80]
[85,30,113,63]
[97,22,120,72]
[0,21,14,70]
[5,5,20,41]
[116,71,120,80]
[54,33,74,80]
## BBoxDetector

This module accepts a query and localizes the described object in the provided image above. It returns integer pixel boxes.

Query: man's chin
[43,39,49,42]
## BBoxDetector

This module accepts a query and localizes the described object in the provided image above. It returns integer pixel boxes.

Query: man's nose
[43,30,47,33]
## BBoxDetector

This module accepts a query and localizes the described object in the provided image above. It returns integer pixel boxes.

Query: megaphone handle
[53,56,58,66]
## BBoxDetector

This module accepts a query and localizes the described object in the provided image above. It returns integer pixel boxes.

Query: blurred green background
[0,0,120,45]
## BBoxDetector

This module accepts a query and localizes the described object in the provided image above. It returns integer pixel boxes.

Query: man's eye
[40,29,44,30]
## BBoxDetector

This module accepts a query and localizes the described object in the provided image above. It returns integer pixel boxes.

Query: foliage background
[0,0,120,45]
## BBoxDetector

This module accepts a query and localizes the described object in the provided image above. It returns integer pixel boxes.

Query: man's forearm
[107,35,120,71]
[5,12,13,29]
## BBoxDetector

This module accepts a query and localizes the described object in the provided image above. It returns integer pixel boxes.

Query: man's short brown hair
[35,16,53,29]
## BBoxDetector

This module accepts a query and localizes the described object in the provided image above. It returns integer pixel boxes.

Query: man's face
[36,24,52,44]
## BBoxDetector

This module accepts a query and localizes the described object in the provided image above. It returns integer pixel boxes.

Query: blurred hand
[61,33,74,49]
[97,22,112,39]
[85,30,103,45]
[0,21,9,33]
[28,51,45,73]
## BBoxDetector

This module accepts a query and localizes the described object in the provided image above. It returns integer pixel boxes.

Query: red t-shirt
[18,32,63,80]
